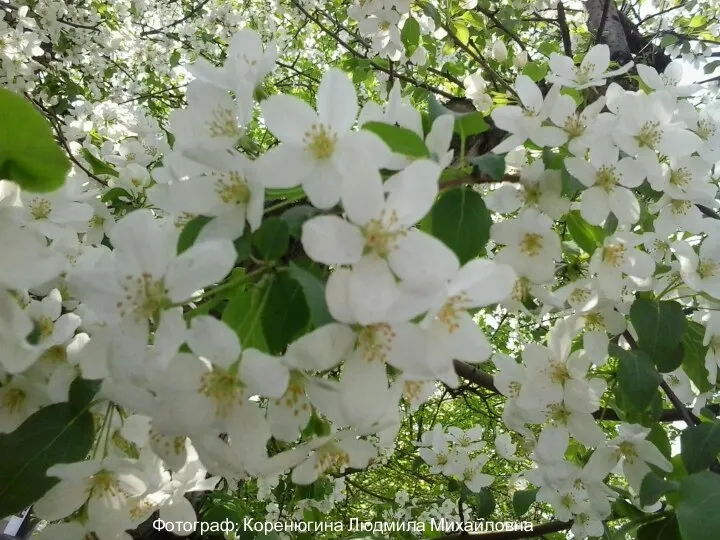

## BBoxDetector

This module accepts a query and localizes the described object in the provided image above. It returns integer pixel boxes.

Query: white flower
[565,148,644,226]
[492,39,508,63]
[464,72,493,112]
[0,373,48,433]
[589,233,655,300]
[548,45,632,89]
[291,432,377,484]
[549,95,609,156]
[672,237,720,298]
[486,159,569,219]
[514,50,528,69]
[637,60,699,97]
[491,209,561,283]
[491,76,566,153]
[256,68,390,209]
[585,424,672,492]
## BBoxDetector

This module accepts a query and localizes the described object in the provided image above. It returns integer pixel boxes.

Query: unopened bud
[492,39,508,62]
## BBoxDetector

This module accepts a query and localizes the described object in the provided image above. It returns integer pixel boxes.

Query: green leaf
[682,321,712,392]
[68,377,100,414]
[615,347,662,413]
[222,281,269,351]
[253,217,290,261]
[261,273,310,354]
[451,22,469,45]
[280,205,321,239]
[455,112,489,137]
[469,153,505,181]
[640,472,678,507]
[680,422,720,474]
[637,515,681,540]
[522,61,548,82]
[287,262,333,328]
[177,215,212,255]
[512,488,537,517]
[0,89,70,192]
[677,472,720,540]
[100,186,132,203]
[648,423,672,461]
[431,188,492,264]
[361,121,430,158]
[704,59,720,75]
[471,487,495,519]
[401,16,420,47]
[630,299,687,373]
[0,403,94,518]
[566,210,605,255]
[81,148,119,177]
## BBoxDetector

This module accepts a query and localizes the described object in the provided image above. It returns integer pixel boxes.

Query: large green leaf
[676,472,720,540]
[615,347,662,413]
[565,210,605,255]
[630,299,687,373]
[0,403,94,518]
[430,188,492,264]
[287,262,332,328]
[469,153,505,182]
[636,515,681,540]
[222,280,270,351]
[361,121,429,158]
[177,215,212,254]
[639,472,678,507]
[253,217,290,261]
[0,89,70,192]
[680,422,720,474]
[682,321,712,392]
[261,273,310,354]
[512,488,537,517]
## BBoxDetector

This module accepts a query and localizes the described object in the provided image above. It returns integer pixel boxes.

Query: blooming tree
[0,0,720,539]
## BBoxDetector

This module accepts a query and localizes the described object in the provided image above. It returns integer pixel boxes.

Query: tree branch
[557,2,573,57]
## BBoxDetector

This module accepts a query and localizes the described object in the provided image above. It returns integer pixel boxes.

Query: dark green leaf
[704,59,720,75]
[0,403,94,518]
[648,424,672,461]
[615,348,662,413]
[566,210,605,255]
[469,153,505,182]
[81,148,119,177]
[223,280,269,351]
[100,187,132,203]
[455,112,489,137]
[681,422,720,474]
[253,217,290,261]
[177,215,212,254]
[640,472,678,507]
[280,205,321,239]
[630,299,687,373]
[261,273,310,354]
[68,377,100,414]
[0,89,70,192]
[233,233,252,264]
[472,488,495,519]
[512,488,537,517]
[677,472,720,540]
[682,321,712,392]
[637,515,681,540]
[361,121,429,158]
[430,188,492,264]
[287,262,332,328]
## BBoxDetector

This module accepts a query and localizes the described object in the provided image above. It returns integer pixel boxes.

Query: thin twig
[557,2,573,56]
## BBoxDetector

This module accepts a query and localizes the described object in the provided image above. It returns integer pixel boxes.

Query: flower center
[29,198,51,220]
[520,232,544,256]
[618,441,637,463]
[584,312,605,330]
[214,171,250,205]
[316,444,350,473]
[569,288,590,305]
[697,119,716,141]
[207,107,240,139]
[601,244,625,267]
[635,121,662,148]
[669,199,691,215]
[563,115,586,137]
[89,215,105,228]
[437,294,469,333]
[304,124,337,160]
[37,315,54,340]
[363,212,405,257]
[512,277,530,302]
[575,63,595,84]
[89,470,121,499]
[198,369,242,418]
[118,273,169,321]
[549,361,570,384]
[357,323,395,363]
[595,166,618,192]
[669,167,690,189]
[2,388,26,412]
[698,260,719,279]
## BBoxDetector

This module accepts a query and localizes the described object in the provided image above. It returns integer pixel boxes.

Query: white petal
[301,215,364,265]
[384,159,440,227]
[609,187,640,224]
[254,145,316,188]
[348,257,401,325]
[34,480,89,521]
[261,94,317,145]
[341,165,384,226]
[581,188,610,225]
[317,68,358,133]
[240,349,289,398]
[165,239,236,302]
[389,230,459,285]
[285,323,355,371]
[110,210,175,278]
[188,316,241,368]
[452,260,516,307]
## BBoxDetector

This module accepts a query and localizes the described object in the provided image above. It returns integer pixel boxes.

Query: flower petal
[301,215,364,265]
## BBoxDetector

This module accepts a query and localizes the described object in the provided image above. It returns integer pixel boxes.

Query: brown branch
[433,519,572,540]
[595,0,613,45]
[440,172,521,191]
[557,2,573,56]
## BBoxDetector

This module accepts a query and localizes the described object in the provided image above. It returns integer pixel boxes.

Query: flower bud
[514,50,528,69]
[492,39,508,63]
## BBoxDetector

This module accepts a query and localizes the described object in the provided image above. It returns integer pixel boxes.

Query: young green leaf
[431,188,492,264]
[361,121,430,158]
